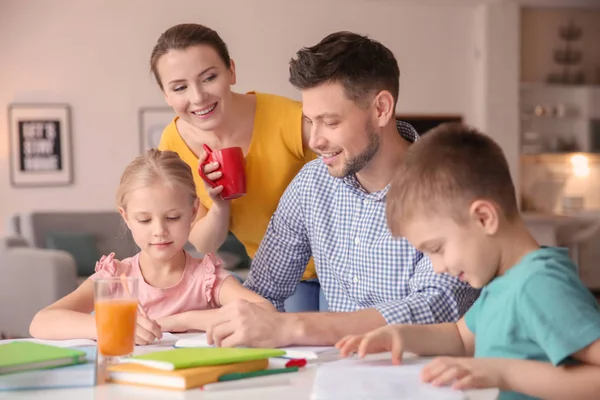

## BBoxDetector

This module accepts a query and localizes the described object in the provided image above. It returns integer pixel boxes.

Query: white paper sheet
[312,358,466,399]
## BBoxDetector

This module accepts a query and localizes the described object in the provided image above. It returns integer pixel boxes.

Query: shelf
[521,82,600,90]
[520,114,589,121]
[521,152,600,163]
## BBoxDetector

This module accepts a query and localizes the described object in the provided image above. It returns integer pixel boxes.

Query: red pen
[285,358,307,368]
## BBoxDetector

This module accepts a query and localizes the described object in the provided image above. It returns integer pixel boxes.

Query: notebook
[3,338,97,348]
[2,332,179,349]
[312,358,466,399]
[121,347,286,371]
[0,347,97,391]
[174,333,338,360]
[107,358,268,390]
[0,342,87,375]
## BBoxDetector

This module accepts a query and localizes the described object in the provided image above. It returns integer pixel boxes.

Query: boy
[336,123,600,399]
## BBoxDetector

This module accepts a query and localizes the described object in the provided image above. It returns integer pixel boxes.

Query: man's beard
[339,121,380,178]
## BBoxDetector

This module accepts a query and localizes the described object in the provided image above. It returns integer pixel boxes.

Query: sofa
[0,235,76,338]
[8,211,249,275]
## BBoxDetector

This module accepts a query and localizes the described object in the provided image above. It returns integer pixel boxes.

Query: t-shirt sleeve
[463,294,483,334]
[520,269,600,365]
[199,253,231,307]
[88,253,131,280]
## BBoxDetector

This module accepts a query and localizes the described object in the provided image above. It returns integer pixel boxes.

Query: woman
[151,23,323,312]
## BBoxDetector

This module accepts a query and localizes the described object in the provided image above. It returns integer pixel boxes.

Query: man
[206,31,479,348]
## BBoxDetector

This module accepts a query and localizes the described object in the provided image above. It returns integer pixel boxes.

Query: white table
[0,334,499,399]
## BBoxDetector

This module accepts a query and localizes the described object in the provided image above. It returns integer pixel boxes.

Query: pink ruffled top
[89,252,230,321]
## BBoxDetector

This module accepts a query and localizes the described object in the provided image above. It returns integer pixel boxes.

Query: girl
[29,149,275,345]
[152,23,324,312]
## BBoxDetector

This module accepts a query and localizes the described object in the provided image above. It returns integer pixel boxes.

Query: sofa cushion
[19,211,139,260]
[45,232,99,277]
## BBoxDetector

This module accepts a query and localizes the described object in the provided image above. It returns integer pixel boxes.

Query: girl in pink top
[30,150,274,345]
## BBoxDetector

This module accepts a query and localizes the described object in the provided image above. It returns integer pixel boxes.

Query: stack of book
[107,347,290,390]
[0,342,97,391]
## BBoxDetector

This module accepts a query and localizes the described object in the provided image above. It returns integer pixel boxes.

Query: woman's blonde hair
[116,149,197,209]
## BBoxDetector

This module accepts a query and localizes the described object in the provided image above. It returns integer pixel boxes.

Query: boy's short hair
[386,122,518,235]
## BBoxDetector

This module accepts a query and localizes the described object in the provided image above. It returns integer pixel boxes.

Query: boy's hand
[335,325,406,365]
[135,314,162,345]
[421,357,509,390]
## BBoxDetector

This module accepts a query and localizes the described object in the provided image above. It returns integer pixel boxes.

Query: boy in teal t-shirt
[336,123,600,400]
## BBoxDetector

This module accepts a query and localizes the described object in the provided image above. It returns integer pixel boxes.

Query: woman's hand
[198,149,230,208]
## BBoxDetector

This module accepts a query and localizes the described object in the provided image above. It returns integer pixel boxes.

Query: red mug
[198,144,247,200]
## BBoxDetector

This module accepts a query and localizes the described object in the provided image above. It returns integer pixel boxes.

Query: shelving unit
[519,83,600,154]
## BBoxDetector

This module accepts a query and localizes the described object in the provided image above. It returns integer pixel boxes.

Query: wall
[0,0,518,229]
[472,1,521,199]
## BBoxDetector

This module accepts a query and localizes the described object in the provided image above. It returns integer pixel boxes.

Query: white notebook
[312,357,467,399]
[174,333,338,360]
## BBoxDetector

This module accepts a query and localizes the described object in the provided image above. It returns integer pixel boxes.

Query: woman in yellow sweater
[151,23,323,312]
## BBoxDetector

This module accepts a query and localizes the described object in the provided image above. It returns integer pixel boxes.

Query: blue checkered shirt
[244,121,479,324]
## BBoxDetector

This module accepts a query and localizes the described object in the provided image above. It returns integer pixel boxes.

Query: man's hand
[206,299,288,348]
[421,357,509,390]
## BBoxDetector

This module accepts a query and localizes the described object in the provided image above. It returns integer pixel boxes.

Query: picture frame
[8,103,73,187]
[138,107,175,153]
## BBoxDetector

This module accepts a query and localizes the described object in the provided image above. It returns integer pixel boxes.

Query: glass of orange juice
[94,277,139,363]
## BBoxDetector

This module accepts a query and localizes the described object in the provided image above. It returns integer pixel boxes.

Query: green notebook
[0,342,87,375]
[123,347,285,371]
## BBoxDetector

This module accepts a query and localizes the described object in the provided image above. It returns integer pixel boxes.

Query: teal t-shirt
[464,247,600,400]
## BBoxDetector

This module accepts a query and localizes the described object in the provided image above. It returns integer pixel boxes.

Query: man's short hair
[289,31,400,108]
[386,122,518,235]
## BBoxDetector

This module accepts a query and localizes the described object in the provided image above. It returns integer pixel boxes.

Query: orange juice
[95,299,138,356]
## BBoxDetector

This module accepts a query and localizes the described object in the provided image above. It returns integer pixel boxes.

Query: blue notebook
[0,347,97,391]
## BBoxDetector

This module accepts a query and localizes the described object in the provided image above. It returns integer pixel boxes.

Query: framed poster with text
[8,104,73,187]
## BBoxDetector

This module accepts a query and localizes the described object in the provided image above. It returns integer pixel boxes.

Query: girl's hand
[421,357,509,390]
[157,313,188,333]
[198,149,230,208]
[135,313,162,345]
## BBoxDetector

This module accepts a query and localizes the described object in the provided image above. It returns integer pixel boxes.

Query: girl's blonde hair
[116,149,197,209]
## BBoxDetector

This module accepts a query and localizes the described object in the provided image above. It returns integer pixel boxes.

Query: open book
[174,333,339,360]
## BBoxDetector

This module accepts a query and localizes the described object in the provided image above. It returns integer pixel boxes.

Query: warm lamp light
[569,154,589,177]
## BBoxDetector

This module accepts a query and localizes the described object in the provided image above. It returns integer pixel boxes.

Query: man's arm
[375,253,479,325]
[243,168,312,311]
[257,252,477,347]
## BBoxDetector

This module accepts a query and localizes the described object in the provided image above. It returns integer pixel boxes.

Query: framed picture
[139,107,175,153]
[8,104,73,187]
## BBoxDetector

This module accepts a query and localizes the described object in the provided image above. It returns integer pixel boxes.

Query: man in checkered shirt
[206,31,479,348]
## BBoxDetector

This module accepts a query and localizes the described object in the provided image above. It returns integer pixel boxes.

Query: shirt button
[363,199,369,205]
[354,237,360,245]
[353,276,359,283]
